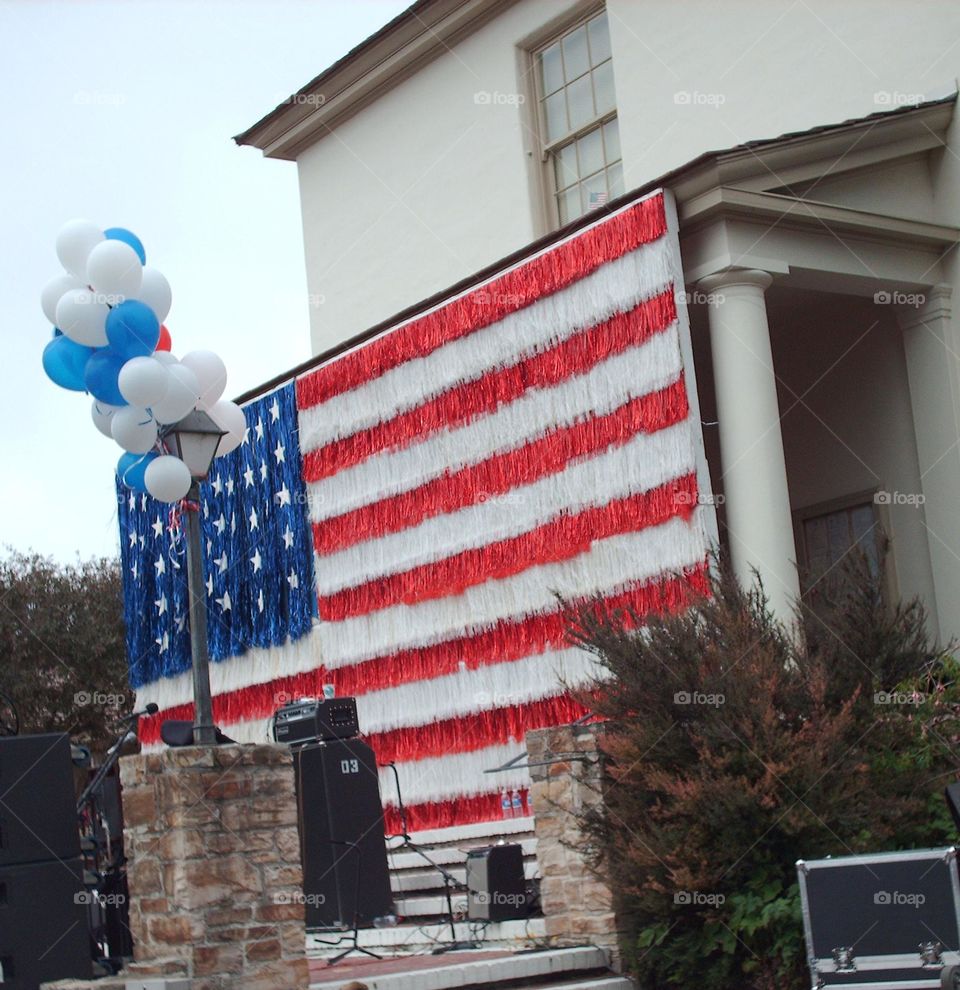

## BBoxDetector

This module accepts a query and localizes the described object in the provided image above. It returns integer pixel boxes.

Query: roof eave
[234,0,517,161]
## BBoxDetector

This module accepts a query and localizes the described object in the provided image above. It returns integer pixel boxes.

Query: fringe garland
[297,239,677,456]
[384,741,532,808]
[134,516,710,714]
[383,791,529,835]
[295,192,667,409]
[365,694,588,764]
[314,377,688,557]
[303,289,677,483]
[135,563,709,745]
[317,472,698,620]
[303,325,684,525]
[314,416,695,597]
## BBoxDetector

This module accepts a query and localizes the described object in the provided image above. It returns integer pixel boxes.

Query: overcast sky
[0,0,409,562]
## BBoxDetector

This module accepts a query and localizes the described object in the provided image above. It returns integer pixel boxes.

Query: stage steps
[309,945,632,990]
[309,815,541,958]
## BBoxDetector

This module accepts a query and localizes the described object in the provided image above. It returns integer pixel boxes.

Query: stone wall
[526,723,621,959]
[117,744,309,990]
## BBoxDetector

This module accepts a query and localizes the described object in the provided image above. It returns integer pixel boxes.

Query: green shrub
[568,557,958,990]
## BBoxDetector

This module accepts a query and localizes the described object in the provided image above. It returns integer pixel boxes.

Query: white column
[899,285,958,643]
[698,269,800,623]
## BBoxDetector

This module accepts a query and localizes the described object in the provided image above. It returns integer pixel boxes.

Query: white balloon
[180,350,227,411]
[153,351,179,367]
[137,268,172,324]
[111,406,158,455]
[91,400,122,439]
[41,273,84,325]
[55,288,109,347]
[55,219,104,279]
[209,399,246,456]
[144,455,192,503]
[118,356,169,408]
[151,364,199,424]
[85,239,143,304]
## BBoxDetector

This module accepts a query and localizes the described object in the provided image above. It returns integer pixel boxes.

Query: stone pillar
[526,723,619,959]
[899,285,959,643]
[698,268,801,623]
[118,744,309,990]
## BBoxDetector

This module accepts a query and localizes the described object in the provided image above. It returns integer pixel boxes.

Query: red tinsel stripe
[317,473,698,621]
[383,790,531,834]
[366,694,588,764]
[302,289,678,484]
[295,194,667,409]
[135,564,709,746]
[313,375,688,555]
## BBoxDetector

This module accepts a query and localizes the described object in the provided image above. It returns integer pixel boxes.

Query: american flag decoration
[118,384,316,692]
[127,188,713,832]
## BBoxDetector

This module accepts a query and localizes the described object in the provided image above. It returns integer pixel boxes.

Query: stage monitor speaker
[0,856,92,988]
[0,733,80,867]
[294,738,393,931]
[466,843,527,921]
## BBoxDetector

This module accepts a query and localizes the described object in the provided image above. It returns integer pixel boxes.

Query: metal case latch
[920,940,944,967]
[832,946,856,971]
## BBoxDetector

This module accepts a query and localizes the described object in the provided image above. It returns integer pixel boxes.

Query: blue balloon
[105,301,160,361]
[42,335,93,392]
[117,452,156,492]
[84,348,128,405]
[104,227,146,265]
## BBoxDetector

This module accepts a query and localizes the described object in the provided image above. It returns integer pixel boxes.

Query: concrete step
[308,917,545,956]
[309,945,614,990]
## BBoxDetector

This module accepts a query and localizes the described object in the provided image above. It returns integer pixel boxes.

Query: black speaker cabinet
[0,857,92,988]
[294,738,393,930]
[0,733,80,867]
[466,843,527,921]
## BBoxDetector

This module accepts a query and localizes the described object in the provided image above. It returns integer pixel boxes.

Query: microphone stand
[77,709,148,971]
[381,762,478,954]
[77,711,147,816]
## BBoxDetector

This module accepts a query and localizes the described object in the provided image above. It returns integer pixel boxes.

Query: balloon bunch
[41,220,246,503]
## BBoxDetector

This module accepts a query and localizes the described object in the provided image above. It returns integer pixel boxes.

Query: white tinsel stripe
[358,644,599,734]
[135,511,709,713]
[307,327,682,524]
[314,418,694,596]
[297,236,676,451]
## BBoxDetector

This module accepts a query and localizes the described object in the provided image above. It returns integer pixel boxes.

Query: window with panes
[534,10,622,226]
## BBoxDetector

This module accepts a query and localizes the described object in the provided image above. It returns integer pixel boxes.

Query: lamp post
[161,410,226,746]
